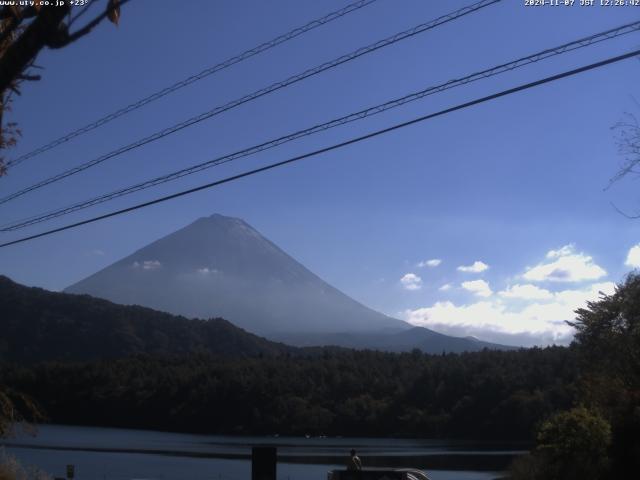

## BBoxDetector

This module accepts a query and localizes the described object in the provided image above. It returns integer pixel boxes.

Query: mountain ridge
[62,213,516,352]
[0,274,295,362]
[65,213,409,337]
[1,274,515,358]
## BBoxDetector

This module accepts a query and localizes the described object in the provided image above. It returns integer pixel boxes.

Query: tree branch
[48,0,131,49]
[0,6,38,21]
[17,73,41,81]
[0,5,70,95]
[0,15,24,47]
[68,0,100,28]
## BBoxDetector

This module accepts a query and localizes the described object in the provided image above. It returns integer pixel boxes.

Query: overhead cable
[1,47,637,249]
[4,0,380,169]
[0,0,501,205]
[3,20,638,232]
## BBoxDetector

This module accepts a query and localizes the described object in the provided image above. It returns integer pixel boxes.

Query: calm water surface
[2,425,526,480]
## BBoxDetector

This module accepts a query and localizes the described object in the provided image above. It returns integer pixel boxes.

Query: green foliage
[513,273,640,479]
[570,273,640,387]
[0,273,581,441]
[568,273,640,477]
[536,406,611,458]
[511,407,612,480]
[535,407,611,480]
[0,346,576,440]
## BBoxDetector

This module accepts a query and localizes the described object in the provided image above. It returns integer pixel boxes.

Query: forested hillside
[1,346,575,440]
[3,273,639,478]
[0,275,293,362]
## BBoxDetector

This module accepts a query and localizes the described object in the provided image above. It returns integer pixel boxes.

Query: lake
[2,425,527,480]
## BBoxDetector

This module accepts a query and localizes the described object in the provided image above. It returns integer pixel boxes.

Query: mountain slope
[0,275,293,363]
[65,214,408,338]
[1,275,513,359]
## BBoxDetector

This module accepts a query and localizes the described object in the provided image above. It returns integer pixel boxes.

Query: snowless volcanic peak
[66,214,408,338]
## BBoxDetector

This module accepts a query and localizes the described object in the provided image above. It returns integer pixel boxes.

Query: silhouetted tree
[568,273,640,477]
[0,0,128,174]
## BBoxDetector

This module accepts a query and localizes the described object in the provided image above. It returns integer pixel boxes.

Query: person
[347,449,362,470]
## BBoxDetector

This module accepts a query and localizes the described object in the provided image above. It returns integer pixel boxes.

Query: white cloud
[197,267,219,275]
[133,260,162,270]
[546,244,574,259]
[457,261,489,273]
[91,249,105,256]
[405,281,615,347]
[400,273,422,291]
[625,244,640,268]
[439,283,452,291]
[499,284,553,300]
[462,279,493,297]
[523,244,606,282]
[417,259,441,268]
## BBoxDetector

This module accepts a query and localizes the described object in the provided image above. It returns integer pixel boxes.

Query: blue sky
[1,0,639,346]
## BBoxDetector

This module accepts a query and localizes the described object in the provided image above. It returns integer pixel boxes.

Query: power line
[4,0,380,169]
[3,20,639,232]
[1,47,638,249]
[0,0,502,206]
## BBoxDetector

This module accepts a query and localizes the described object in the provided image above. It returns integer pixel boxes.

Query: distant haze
[65,214,408,338]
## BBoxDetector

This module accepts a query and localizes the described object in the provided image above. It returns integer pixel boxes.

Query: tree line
[1,346,575,440]
[2,273,640,479]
